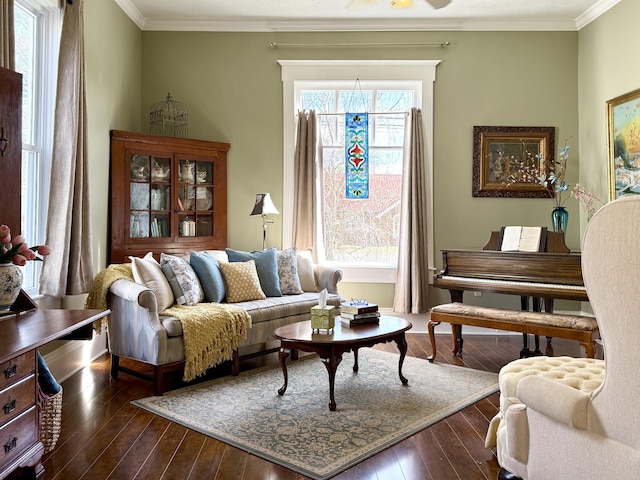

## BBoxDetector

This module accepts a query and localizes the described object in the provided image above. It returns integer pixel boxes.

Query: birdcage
[150,93,189,138]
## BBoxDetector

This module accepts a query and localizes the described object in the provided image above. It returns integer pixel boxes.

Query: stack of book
[340,302,380,327]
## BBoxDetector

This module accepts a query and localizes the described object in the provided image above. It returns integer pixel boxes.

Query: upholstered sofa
[104,248,342,394]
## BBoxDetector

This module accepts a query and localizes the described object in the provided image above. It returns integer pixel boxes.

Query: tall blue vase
[551,206,569,233]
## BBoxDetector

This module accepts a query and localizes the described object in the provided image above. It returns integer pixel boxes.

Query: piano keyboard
[439,275,586,292]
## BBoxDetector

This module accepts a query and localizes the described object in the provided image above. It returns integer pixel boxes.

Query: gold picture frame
[472,126,555,198]
[607,87,640,200]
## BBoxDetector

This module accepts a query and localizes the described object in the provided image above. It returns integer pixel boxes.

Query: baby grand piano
[433,229,588,356]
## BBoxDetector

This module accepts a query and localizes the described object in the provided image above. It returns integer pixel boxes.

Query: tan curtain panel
[40,0,94,297]
[292,110,319,259]
[0,0,15,70]
[393,108,430,313]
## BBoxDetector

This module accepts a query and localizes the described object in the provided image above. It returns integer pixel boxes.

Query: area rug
[132,348,498,480]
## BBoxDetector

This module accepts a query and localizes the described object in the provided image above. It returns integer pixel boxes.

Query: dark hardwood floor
[40,333,583,480]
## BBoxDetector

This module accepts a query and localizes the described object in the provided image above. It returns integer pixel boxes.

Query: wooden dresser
[0,307,110,479]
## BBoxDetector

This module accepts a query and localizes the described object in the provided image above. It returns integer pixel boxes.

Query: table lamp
[250,193,279,250]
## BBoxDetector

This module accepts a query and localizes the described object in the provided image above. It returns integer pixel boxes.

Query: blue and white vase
[0,263,23,310]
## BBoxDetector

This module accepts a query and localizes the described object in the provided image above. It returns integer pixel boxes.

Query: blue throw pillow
[190,251,226,303]
[37,351,61,395]
[226,247,282,297]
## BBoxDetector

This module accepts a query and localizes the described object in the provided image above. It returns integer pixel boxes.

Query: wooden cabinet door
[0,67,23,235]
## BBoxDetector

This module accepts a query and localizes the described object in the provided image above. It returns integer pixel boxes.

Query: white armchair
[492,196,640,479]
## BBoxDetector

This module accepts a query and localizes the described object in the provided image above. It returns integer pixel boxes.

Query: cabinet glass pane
[130,212,149,238]
[178,160,196,183]
[130,184,150,210]
[197,215,213,236]
[178,214,196,237]
[150,157,171,182]
[151,185,170,210]
[196,163,212,184]
[151,213,170,237]
[195,187,213,211]
[179,185,195,211]
[131,155,150,181]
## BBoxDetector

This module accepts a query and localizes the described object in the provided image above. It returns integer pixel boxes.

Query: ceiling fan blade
[425,0,451,9]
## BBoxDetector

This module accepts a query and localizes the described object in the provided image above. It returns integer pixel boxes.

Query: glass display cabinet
[109,130,229,263]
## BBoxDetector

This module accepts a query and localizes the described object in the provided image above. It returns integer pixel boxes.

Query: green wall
[139,29,578,310]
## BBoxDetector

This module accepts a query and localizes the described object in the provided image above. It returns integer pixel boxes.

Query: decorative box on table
[311,305,335,332]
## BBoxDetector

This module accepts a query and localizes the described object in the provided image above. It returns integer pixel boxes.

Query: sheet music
[500,226,542,252]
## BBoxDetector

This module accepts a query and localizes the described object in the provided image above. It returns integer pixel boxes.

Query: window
[280,60,439,283]
[14,0,60,295]
[299,85,415,266]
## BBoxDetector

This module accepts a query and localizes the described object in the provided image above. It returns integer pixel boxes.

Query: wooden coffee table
[272,316,412,411]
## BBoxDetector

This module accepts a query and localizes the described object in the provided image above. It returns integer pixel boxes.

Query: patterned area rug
[132,348,498,480]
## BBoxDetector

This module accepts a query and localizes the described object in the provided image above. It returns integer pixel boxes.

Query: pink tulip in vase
[0,225,51,311]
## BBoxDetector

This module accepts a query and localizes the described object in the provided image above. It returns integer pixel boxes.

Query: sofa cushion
[219,260,267,302]
[277,247,303,295]
[160,253,204,306]
[226,247,282,297]
[297,248,318,292]
[233,292,342,324]
[129,252,175,311]
[190,251,226,303]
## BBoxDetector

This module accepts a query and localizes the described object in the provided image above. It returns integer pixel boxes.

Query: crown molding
[114,0,622,33]
[575,0,621,30]
[114,0,145,29]
[141,18,580,33]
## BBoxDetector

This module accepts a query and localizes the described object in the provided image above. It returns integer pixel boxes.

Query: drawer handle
[4,365,16,379]
[4,437,16,453]
[3,399,16,415]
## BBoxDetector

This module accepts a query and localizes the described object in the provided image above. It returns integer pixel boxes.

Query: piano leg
[520,297,544,358]
[452,324,463,357]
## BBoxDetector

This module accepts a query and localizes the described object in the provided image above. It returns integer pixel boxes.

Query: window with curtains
[14,0,60,295]
[298,82,420,268]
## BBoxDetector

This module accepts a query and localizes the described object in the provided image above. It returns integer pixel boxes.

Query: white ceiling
[114,0,621,32]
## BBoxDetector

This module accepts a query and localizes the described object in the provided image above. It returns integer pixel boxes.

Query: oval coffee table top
[273,316,412,345]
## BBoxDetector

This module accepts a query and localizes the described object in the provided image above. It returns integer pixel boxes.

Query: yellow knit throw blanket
[85,263,252,382]
[163,303,251,382]
[85,263,135,333]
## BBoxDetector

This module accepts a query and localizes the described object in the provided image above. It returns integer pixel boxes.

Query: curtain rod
[270,41,449,48]
[316,112,408,116]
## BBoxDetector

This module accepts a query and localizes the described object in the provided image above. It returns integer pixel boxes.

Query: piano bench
[427,302,599,362]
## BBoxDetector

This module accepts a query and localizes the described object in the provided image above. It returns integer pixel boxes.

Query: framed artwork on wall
[472,126,555,198]
[607,87,640,200]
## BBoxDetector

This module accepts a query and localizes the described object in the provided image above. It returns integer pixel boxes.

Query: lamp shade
[250,193,279,216]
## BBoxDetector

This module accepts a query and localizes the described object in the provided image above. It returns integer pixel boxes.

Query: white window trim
[279,60,439,283]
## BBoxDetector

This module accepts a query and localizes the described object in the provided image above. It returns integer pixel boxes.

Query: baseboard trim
[43,332,108,384]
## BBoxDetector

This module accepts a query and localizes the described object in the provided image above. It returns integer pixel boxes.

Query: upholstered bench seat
[485,356,605,452]
[427,302,599,361]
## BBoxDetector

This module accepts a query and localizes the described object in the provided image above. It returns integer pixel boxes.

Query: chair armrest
[517,375,590,430]
[109,279,159,313]
[314,265,343,294]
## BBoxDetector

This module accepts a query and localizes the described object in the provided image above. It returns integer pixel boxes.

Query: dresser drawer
[0,351,35,390]
[0,375,35,425]
[0,406,37,470]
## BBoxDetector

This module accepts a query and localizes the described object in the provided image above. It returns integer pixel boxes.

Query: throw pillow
[160,253,204,306]
[219,260,266,302]
[129,252,175,311]
[226,247,282,297]
[190,251,226,303]
[277,247,303,295]
[297,248,318,292]
[205,250,229,263]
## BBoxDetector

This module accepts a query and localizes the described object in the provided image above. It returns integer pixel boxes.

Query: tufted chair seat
[485,356,605,450]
